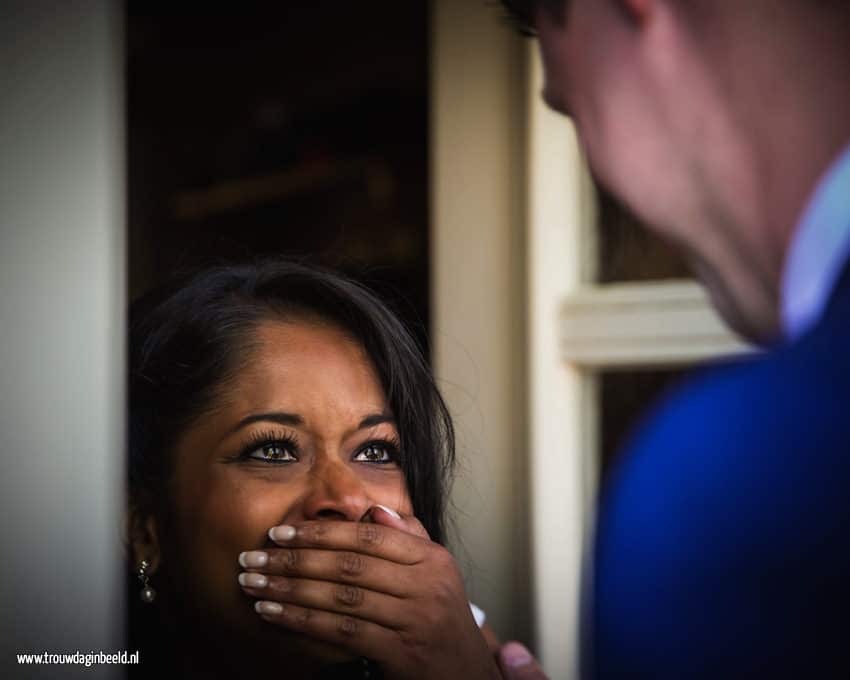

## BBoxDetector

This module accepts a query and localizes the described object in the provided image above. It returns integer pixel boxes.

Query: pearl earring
[137,559,156,604]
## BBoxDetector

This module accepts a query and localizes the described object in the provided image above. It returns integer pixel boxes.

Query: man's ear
[126,500,162,575]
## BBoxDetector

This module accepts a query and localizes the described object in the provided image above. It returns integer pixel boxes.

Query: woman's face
[149,319,413,666]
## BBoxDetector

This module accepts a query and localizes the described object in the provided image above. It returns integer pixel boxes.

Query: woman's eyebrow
[358,413,395,429]
[228,412,392,434]
[230,412,304,434]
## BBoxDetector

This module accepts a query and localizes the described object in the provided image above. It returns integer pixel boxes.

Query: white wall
[431,0,532,645]
[0,1,125,675]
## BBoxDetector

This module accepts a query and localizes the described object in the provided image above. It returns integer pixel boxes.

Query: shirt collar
[781,143,850,342]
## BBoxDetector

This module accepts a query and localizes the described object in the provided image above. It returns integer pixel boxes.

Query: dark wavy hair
[128,259,455,544]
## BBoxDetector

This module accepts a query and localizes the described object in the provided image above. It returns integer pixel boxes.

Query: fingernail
[501,642,533,668]
[255,600,283,615]
[239,551,268,568]
[373,504,401,519]
[238,572,268,588]
[268,525,297,542]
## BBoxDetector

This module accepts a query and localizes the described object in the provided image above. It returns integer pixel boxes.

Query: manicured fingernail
[268,525,297,542]
[373,504,401,519]
[501,642,533,668]
[255,600,283,615]
[238,572,268,588]
[239,551,268,568]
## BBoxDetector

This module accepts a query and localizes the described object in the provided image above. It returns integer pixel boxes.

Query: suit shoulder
[625,334,850,470]
[594,342,850,677]
[599,338,850,600]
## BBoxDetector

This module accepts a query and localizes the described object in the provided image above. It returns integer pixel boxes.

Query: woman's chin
[246,625,357,671]
[287,634,357,664]
[186,610,358,674]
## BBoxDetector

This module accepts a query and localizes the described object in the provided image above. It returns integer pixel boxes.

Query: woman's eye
[354,443,393,463]
[248,443,296,464]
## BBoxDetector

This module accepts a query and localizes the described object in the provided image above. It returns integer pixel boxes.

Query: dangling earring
[137,559,156,604]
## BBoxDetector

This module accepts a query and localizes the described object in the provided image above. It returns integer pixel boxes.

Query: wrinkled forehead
[199,320,391,438]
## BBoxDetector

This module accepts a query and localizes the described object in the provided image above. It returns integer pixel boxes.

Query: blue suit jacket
[593,265,850,678]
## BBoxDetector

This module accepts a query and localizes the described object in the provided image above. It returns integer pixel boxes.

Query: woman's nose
[301,458,371,522]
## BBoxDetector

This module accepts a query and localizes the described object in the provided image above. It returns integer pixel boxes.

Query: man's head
[504,0,850,343]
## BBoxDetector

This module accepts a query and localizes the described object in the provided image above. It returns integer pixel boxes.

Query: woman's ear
[126,501,162,574]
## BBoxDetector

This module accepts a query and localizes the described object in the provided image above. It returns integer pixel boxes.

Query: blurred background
[1,1,749,677]
[128,1,431,349]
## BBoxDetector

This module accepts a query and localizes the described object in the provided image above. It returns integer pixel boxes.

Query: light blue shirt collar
[781,143,850,341]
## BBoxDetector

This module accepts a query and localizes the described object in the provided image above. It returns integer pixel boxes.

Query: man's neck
[688,4,850,341]
[729,8,850,285]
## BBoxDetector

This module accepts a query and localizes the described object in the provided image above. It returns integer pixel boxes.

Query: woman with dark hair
[127,260,500,679]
